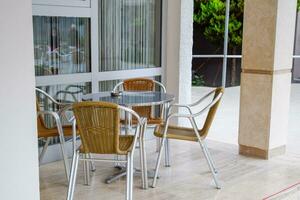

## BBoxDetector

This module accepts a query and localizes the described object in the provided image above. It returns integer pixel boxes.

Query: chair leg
[67,150,80,200]
[155,138,161,152]
[152,137,166,188]
[140,123,148,189]
[203,142,218,174]
[189,118,220,189]
[129,153,134,200]
[83,154,90,186]
[89,153,96,172]
[164,139,171,167]
[126,153,133,200]
[198,140,221,189]
[139,138,145,189]
[39,137,51,164]
[59,136,70,181]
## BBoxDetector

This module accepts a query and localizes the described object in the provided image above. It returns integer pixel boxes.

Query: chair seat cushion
[154,124,204,142]
[38,125,74,138]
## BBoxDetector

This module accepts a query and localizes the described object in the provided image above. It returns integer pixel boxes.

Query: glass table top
[81,91,175,107]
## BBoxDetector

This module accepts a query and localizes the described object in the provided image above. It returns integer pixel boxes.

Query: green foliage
[194,0,244,48]
[192,74,205,86]
[194,0,300,47]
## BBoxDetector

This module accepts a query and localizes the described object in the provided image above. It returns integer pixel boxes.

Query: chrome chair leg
[83,154,90,186]
[126,153,133,200]
[129,153,134,200]
[152,136,166,188]
[164,139,171,167]
[67,150,80,200]
[199,140,221,189]
[139,138,145,189]
[89,153,96,172]
[156,138,161,152]
[190,119,221,189]
[140,122,148,189]
[59,135,70,181]
[39,137,51,164]
[203,142,218,174]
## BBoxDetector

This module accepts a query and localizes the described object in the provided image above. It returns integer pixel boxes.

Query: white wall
[0,1,40,200]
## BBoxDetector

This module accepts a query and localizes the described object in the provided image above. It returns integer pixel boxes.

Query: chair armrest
[36,88,70,107]
[188,89,217,107]
[112,81,124,92]
[168,104,193,115]
[167,92,223,120]
[153,80,166,93]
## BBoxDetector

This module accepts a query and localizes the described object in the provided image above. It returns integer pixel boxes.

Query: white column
[0,1,40,199]
[163,0,193,123]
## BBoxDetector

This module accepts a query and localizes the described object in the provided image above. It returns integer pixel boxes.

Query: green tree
[194,0,300,86]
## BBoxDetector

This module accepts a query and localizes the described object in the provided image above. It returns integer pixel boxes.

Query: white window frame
[33,0,164,93]
[193,0,300,86]
[32,0,91,7]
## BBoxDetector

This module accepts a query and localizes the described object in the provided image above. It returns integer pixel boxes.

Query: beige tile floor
[40,139,300,200]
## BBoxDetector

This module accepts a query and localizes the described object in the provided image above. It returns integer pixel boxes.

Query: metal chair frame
[36,88,72,180]
[67,104,147,200]
[152,89,224,189]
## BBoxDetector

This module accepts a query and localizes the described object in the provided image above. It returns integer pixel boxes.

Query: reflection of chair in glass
[152,88,224,189]
[114,78,166,123]
[54,85,87,103]
[36,88,72,180]
[67,102,146,200]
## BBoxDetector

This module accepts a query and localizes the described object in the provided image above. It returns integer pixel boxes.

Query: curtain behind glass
[33,16,91,76]
[99,0,161,72]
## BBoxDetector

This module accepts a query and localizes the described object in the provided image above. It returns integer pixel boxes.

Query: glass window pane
[33,16,91,76]
[192,58,223,87]
[226,58,242,87]
[98,0,161,72]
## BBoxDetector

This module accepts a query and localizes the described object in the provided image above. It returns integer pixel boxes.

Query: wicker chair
[113,78,166,124]
[113,78,171,165]
[152,87,224,189]
[67,101,146,200]
[36,88,73,181]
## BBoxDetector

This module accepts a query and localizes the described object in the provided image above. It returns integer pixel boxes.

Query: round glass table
[81,91,175,107]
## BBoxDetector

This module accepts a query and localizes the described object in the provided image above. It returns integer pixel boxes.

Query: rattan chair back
[201,87,224,138]
[72,101,122,154]
[123,78,155,119]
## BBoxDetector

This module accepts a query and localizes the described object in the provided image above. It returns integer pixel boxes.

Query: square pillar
[239,0,297,159]
[0,1,40,199]
[163,0,193,111]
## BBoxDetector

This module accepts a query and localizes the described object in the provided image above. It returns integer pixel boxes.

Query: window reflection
[33,16,91,76]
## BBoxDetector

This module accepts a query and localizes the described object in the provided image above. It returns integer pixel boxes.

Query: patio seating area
[1,0,300,200]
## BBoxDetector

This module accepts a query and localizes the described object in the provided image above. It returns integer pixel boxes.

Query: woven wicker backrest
[72,101,120,154]
[123,78,155,118]
[201,87,224,138]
